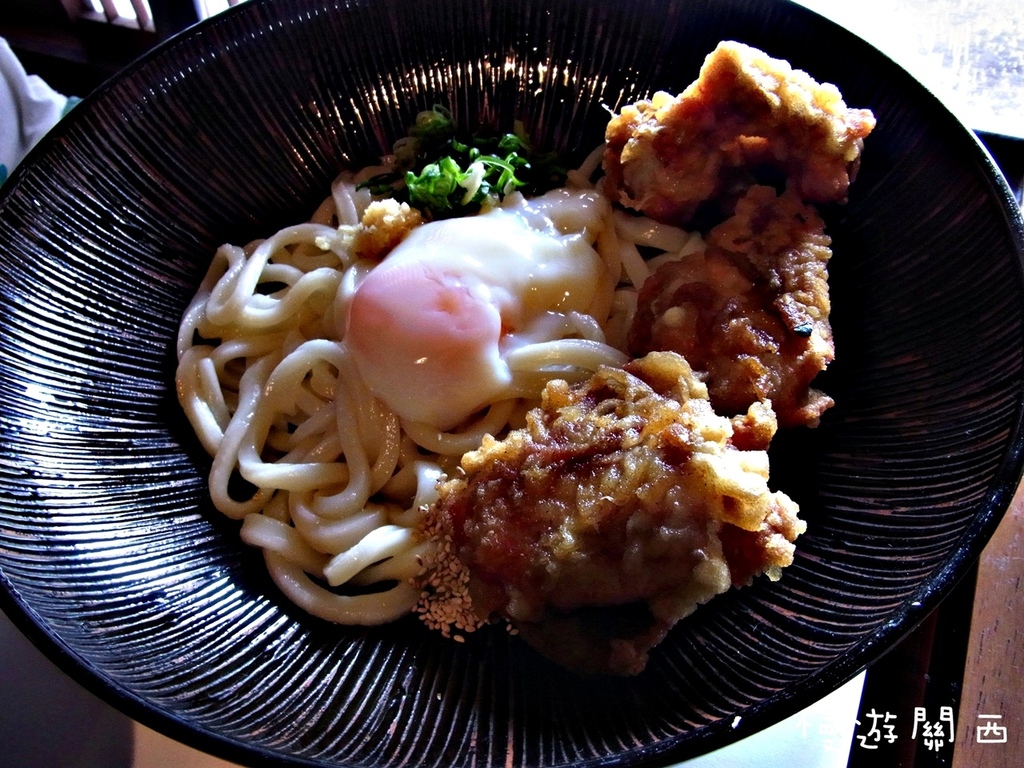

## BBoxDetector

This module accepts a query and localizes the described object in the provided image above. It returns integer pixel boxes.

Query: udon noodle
[175,147,705,626]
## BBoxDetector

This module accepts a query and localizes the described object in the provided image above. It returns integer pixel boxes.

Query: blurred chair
[0,0,241,98]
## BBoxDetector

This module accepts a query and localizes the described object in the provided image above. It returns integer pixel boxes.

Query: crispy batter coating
[431,352,804,675]
[629,185,835,427]
[603,40,876,226]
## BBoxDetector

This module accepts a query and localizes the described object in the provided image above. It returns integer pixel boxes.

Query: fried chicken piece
[603,40,876,226]
[629,185,835,427]
[432,352,804,676]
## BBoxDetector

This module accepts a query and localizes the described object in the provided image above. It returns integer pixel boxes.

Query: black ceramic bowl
[1,0,1023,766]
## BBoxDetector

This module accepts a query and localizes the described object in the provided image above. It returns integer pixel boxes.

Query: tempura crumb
[355,199,423,260]
[315,198,423,262]
[413,505,489,640]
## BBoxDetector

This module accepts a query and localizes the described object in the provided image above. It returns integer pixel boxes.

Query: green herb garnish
[359,106,567,220]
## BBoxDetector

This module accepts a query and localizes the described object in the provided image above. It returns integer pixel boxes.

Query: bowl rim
[2,0,1024,766]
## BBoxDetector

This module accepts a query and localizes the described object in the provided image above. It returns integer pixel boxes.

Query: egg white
[344,189,612,431]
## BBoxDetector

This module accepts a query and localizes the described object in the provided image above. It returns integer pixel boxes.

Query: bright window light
[79,0,248,30]
[196,0,249,20]
[80,0,154,31]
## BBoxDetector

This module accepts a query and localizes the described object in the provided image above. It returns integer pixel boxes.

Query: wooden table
[954,484,1024,767]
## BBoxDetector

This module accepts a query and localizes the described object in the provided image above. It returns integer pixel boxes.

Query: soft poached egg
[344,189,612,431]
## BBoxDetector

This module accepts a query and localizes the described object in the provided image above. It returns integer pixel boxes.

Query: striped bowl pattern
[1,0,1023,766]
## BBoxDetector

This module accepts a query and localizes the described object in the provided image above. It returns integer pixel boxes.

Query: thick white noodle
[613,208,692,253]
[175,167,702,627]
[504,338,629,373]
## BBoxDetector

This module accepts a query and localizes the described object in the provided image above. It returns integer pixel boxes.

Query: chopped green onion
[358,106,567,220]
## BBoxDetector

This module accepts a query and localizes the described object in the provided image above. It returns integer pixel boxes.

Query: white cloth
[678,672,865,767]
[0,37,74,185]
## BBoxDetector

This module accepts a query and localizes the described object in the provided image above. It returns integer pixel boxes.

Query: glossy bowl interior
[1,0,1023,766]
